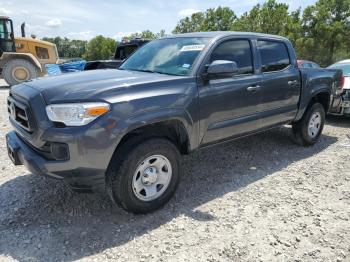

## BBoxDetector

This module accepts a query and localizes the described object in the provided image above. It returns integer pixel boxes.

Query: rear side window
[258,40,290,72]
[210,39,253,75]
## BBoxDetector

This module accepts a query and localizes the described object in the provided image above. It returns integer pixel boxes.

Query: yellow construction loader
[0,16,59,85]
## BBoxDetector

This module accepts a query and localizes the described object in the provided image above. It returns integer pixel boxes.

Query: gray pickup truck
[6,32,343,213]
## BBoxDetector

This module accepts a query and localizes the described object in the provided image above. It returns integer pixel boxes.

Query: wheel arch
[310,91,330,112]
[0,52,42,72]
[118,117,192,156]
[295,89,330,122]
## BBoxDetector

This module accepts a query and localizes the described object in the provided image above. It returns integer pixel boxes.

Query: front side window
[35,46,49,59]
[258,40,290,72]
[210,39,254,75]
[120,37,210,76]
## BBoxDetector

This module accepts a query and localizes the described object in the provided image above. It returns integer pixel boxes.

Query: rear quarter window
[258,40,291,72]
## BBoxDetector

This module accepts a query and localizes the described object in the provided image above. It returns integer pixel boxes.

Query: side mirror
[207,60,239,78]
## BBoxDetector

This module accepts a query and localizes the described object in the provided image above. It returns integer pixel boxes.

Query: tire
[106,137,181,214]
[292,102,325,146]
[3,59,39,86]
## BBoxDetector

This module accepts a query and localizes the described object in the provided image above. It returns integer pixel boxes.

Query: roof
[164,31,289,41]
[15,37,56,47]
[336,59,350,64]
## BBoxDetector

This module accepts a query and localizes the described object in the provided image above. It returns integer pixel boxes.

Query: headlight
[46,102,110,126]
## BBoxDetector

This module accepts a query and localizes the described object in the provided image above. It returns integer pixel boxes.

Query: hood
[24,69,182,104]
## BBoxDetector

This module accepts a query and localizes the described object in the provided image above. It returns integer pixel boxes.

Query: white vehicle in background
[328,60,350,116]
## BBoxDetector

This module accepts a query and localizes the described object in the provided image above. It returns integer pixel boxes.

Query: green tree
[203,7,237,31]
[173,12,205,33]
[298,0,350,66]
[42,37,87,58]
[129,30,157,39]
[232,0,296,36]
[82,35,117,60]
[173,7,236,33]
[232,5,262,32]
[128,29,166,40]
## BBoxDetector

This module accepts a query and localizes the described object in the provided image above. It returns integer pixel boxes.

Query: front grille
[7,96,34,133]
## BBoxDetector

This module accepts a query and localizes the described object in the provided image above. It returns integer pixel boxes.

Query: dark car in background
[84,38,150,70]
[328,60,350,116]
[297,60,321,69]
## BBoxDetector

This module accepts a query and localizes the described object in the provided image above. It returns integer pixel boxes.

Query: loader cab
[0,17,16,57]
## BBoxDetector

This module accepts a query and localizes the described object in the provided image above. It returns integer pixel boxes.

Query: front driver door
[198,38,262,146]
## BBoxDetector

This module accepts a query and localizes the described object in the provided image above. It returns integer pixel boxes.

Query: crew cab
[6,32,343,213]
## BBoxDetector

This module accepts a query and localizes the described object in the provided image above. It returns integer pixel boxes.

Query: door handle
[247,85,261,92]
[288,80,298,86]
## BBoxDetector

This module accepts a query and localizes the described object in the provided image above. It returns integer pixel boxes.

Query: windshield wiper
[123,68,180,76]
[125,69,157,73]
[153,71,180,76]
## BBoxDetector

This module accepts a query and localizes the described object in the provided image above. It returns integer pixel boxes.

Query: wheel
[3,59,39,86]
[292,102,325,146]
[106,137,181,214]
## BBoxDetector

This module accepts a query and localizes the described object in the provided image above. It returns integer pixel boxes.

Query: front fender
[116,107,196,151]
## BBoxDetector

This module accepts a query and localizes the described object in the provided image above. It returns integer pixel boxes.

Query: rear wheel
[3,59,39,86]
[106,137,181,214]
[292,102,325,146]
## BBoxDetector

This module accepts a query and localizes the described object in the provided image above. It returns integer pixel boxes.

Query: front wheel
[106,138,181,214]
[3,59,39,86]
[292,102,325,146]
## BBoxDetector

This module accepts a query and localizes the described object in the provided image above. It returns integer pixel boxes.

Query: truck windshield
[120,37,210,76]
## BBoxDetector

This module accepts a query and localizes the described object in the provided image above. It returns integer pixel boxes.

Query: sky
[0,0,317,41]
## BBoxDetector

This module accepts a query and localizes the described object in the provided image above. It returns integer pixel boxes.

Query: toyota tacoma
[6,32,343,213]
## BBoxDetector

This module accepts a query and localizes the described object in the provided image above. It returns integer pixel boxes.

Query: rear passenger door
[256,40,301,128]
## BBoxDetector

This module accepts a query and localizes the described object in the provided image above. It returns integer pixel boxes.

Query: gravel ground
[0,79,349,262]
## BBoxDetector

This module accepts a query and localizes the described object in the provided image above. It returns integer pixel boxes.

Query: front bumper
[6,131,106,191]
[7,83,124,191]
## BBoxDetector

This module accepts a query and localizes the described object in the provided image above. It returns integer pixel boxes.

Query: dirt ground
[0,79,349,262]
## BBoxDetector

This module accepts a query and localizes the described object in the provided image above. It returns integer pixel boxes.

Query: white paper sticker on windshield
[180,44,205,52]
